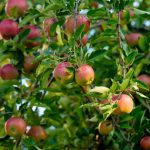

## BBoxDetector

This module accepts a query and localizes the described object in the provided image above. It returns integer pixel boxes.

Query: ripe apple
[0,64,19,80]
[23,55,39,73]
[65,15,90,34]
[53,62,74,84]
[91,2,99,9]
[125,33,143,46]
[98,120,113,135]
[5,117,26,138]
[27,126,47,142]
[114,94,134,114]
[77,34,88,46]
[140,136,150,150]
[43,18,58,37]
[21,25,42,48]
[119,9,134,24]
[5,0,28,18]
[138,74,150,87]
[75,64,94,86]
[0,19,19,40]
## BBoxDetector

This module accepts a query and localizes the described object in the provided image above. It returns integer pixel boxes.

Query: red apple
[114,94,134,114]
[43,18,57,37]
[125,33,143,46]
[140,136,150,150]
[21,25,42,48]
[77,34,88,47]
[0,19,19,40]
[98,120,113,135]
[5,117,26,138]
[5,0,27,18]
[65,15,90,34]
[91,2,99,9]
[23,55,39,73]
[75,64,94,86]
[53,62,74,84]
[27,126,47,142]
[138,74,150,87]
[0,64,19,80]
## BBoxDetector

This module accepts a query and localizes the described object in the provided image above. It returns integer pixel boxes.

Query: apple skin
[5,117,26,138]
[53,62,74,84]
[65,15,90,34]
[5,0,28,18]
[43,18,57,37]
[0,19,19,40]
[0,64,19,80]
[21,25,42,48]
[27,126,47,142]
[77,34,88,46]
[114,94,134,114]
[23,55,39,73]
[140,136,150,150]
[75,64,94,86]
[81,34,88,46]
[91,2,99,9]
[98,120,113,135]
[125,33,143,46]
[138,74,150,88]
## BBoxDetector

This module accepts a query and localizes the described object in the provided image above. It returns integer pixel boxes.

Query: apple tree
[0,0,150,149]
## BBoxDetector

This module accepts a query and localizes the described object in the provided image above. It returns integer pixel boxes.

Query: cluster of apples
[53,62,94,86]
[5,116,47,142]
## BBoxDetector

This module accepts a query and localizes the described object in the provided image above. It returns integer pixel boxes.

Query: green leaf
[125,51,138,66]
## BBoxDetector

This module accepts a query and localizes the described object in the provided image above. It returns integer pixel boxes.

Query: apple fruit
[21,25,42,48]
[65,15,90,34]
[98,120,113,135]
[125,33,143,46]
[113,94,134,114]
[91,2,99,9]
[0,64,19,80]
[5,0,28,18]
[119,9,134,24]
[27,126,47,142]
[77,34,88,47]
[23,55,39,73]
[43,17,58,37]
[140,136,150,150]
[75,64,94,86]
[81,34,88,46]
[0,19,19,40]
[53,62,74,84]
[137,74,150,87]
[5,117,26,138]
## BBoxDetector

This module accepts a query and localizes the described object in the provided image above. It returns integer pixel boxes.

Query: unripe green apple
[5,117,26,138]
[98,120,113,135]
[75,64,94,86]
[53,62,74,84]
[27,126,47,142]
[0,64,19,80]
[0,19,19,40]
[65,15,90,34]
[5,0,28,18]
[140,136,150,150]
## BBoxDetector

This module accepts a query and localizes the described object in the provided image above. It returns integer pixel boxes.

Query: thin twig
[40,76,55,100]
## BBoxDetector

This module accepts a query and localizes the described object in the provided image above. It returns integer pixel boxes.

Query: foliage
[0,0,149,149]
